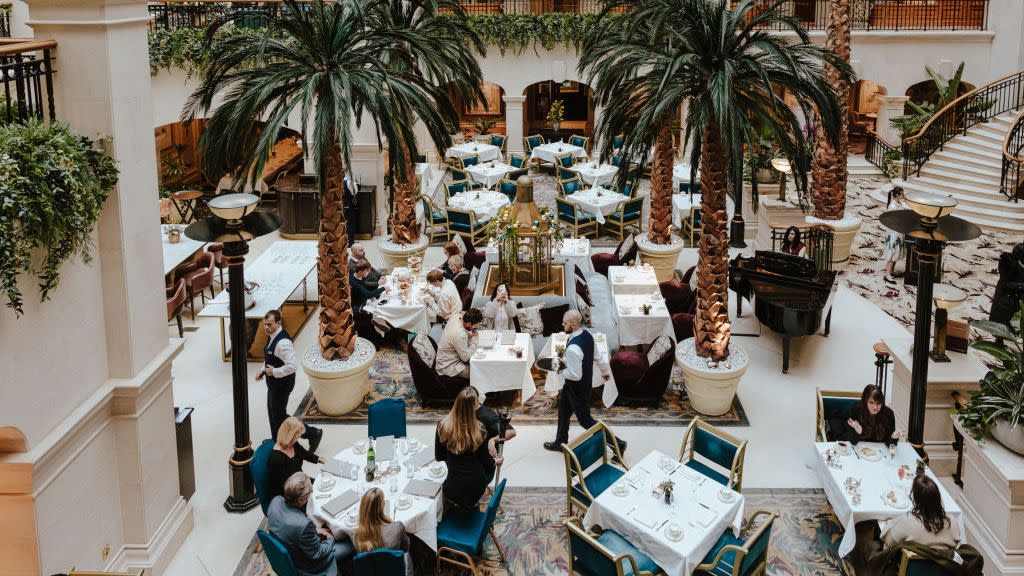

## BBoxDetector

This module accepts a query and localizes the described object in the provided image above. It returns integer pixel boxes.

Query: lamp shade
[905,191,956,220]
[208,193,260,222]
[770,158,792,173]
[932,283,968,310]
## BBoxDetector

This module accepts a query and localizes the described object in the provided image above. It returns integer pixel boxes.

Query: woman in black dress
[844,384,906,446]
[990,243,1024,326]
[434,387,501,509]
[780,226,807,258]
[266,416,324,502]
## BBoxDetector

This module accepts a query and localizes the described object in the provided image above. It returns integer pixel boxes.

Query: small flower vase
[168,230,181,244]
[663,489,673,504]
[551,121,561,132]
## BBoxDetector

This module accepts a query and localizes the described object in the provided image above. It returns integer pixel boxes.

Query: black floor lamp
[880,191,980,455]
[186,193,280,512]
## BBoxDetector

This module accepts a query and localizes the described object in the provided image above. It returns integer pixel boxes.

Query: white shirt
[424,279,462,321]
[267,327,298,378]
[562,329,609,382]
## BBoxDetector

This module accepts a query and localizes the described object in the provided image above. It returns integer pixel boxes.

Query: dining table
[363,267,435,336]
[574,161,619,187]
[673,163,701,191]
[484,237,593,273]
[539,331,618,407]
[466,161,514,189]
[530,141,588,164]
[813,441,964,558]
[447,190,510,222]
[673,193,703,229]
[608,265,660,295]
[613,293,674,347]
[308,439,447,550]
[565,187,626,224]
[161,224,206,278]
[469,331,537,402]
[582,449,745,576]
[445,142,502,163]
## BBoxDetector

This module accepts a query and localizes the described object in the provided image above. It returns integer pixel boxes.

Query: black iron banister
[0,3,11,38]
[1000,110,1024,202]
[864,129,901,177]
[901,70,1024,180]
[0,39,57,125]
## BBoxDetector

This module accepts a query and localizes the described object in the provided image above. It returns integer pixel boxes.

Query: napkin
[630,510,664,530]
[677,466,700,482]
[404,479,442,499]
[322,490,359,517]
[692,504,716,528]
[407,448,434,469]
[375,435,395,461]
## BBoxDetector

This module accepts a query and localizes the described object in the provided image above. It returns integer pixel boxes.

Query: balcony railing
[1,3,11,38]
[0,39,57,125]
[864,129,901,177]
[147,0,988,30]
[1000,112,1024,201]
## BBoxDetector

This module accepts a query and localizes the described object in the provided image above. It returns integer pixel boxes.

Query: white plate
[344,515,359,527]
[718,490,737,503]
[612,485,630,497]
[396,498,413,511]
[881,491,910,509]
[663,524,684,542]
[858,447,882,462]
[429,467,445,478]
[473,353,486,360]
[317,478,336,491]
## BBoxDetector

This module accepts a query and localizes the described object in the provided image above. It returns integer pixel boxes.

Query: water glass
[389,478,399,495]
[406,463,416,479]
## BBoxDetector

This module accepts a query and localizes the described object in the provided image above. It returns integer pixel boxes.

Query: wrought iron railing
[902,70,1024,179]
[147,0,987,29]
[0,4,11,38]
[769,223,834,272]
[1000,111,1024,202]
[0,39,57,125]
[864,129,901,177]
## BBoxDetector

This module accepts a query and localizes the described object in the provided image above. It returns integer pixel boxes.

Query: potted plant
[745,123,778,184]
[956,304,1024,455]
[547,99,565,132]
[658,480,674,504]
[165,224,182,244]
[473,118,496,136]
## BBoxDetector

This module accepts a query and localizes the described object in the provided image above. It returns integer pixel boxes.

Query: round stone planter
[636,233,686,282]
[990,420,1024,456]
[301,337,376,416]
[378,235,429,271]
[675,338,748,416]
[805,214,862,264]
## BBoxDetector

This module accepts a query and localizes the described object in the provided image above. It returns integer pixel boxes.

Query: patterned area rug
[296,348,747,427]
[233,488,850,576]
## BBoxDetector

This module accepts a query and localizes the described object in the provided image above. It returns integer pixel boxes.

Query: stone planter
[755,168,776,184]
[990,420,1024,456]
[378,235,429,271]
[301,337,376,416]
[635,232,686,282]
[805,213,862,264]
[676,338,749,416]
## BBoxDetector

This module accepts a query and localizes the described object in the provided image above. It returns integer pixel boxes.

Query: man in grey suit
[267,472,355,576]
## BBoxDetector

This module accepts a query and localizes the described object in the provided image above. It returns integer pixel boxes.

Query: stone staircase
[896,111,1024,233]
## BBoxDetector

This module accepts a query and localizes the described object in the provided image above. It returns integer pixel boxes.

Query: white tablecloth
[540,332,618,407]
[445,142,501,163]
[673,193,703,229]
[673,163,701,191]
[466,162,513,188]
[575,161,619,187]
[583,450,745,576]
[484,237,593,273]
[813,441,964,558]
[364,268,434,335]
[161,224,206,276]
[308,443,446,550]
[613,294,673,347]
[565,187,625,224]
[608,265,660,295]
[530,141,588,164]
[448,190,510,222]
[469,332,537,401]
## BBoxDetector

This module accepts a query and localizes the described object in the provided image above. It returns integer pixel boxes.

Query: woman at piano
[842,384,906,446]
[779,226,807,258]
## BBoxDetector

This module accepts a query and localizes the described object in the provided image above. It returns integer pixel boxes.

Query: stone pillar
[876,95,909,146]
[504,95,525,154]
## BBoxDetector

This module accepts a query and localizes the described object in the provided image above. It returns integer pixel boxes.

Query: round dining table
[448,190,510,222]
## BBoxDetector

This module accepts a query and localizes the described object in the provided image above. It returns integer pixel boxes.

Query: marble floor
[163,235,916,576]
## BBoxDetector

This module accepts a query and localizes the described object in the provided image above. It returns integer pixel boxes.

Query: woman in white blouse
[423,268,462,322]
[483,283,518,331]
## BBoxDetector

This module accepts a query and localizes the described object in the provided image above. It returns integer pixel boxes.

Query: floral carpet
[296,347,747,427]
[233,488,850,576]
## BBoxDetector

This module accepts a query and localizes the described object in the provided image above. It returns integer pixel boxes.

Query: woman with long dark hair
[882,186,907,285]
[434,387,501,508]
[883,474,959,548]
[482,283,518,331]
[844,384,906,445]
[780,226,807,258]
[354,488,412,574]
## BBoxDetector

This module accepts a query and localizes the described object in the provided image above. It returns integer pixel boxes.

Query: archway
[446,81,506,139]
[522,80,594,141]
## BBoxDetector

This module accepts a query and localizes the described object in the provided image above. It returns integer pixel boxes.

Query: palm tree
[810,0,852,220]
[184,0,448,360]
[366,0,485,246]
[582,0,849,361]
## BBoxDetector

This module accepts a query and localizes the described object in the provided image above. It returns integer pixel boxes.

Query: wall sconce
[930,283,967,362]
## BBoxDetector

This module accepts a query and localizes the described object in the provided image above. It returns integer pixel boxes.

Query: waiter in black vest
[256,310,323,452]
[544,310,627,455]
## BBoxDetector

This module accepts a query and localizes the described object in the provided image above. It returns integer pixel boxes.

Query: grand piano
[729,250,838,373]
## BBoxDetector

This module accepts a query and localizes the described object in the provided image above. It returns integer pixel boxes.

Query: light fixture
[208,193,260,225]
[770,157,792,201]
[905,191,957,223]
[930,283,968,362]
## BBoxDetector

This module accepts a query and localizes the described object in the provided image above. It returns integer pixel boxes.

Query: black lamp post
[880,191,981,454]
[185,193,280,513]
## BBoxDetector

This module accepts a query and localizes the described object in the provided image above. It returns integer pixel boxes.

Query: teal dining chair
[507,153,528,169]
[367,398,406,439]
[436,479,508,575]
[250,438,275,515]
[489,134,507,152]
[556,197,598,239]
[560,422,627,515]
[816,387,861,442]
[447,179,471,199]
[504,167,528,182]
[421,194,449,243]
[565,517,663,576]
[569,134,590,152]
[604,197,644,242]
[678,417,747,491]
[498,178,518,203]
[460,154,480,168]
[558,166,579,181]
[257,529,300,576]
[557,176,585,197]
[446,208,488,246]
[354,548,405,575]
[694,511,778,576]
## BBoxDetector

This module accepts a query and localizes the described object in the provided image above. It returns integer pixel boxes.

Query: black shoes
[543,441,565,452]
[308,427,323,454]
[884,276,896,285]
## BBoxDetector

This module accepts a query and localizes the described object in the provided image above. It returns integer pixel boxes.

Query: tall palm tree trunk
[694,122,731,361]
[389,138,422,245]
[318,134,358,360]
[810,0,851,221]
[648,121,675,244]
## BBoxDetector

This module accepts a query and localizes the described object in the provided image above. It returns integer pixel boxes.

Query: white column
[504,95,525,154]
[876,96,909,146]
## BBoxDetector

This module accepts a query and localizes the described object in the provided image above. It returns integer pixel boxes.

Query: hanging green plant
[0,120,119,315]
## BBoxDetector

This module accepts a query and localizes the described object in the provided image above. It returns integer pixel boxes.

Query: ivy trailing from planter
[0,120,119,315]
[149,26,267,77]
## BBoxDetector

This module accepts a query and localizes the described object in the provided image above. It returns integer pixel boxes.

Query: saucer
[718,490,737,503]
[612,485,630,497]
[396,497,413,511]
[343,514,359,527]
[353,444,367,455]
[429,466,445,478]
[317,478,336,491]
[664,524,684,542]
[473,352,486,360]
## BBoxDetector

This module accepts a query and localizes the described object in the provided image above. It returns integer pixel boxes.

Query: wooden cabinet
[274,174,319,239]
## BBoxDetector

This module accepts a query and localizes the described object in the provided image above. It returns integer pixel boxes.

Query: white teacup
[398,495,411,507]
[666,523,683,539]
[430,462,444,475]
[355,440,368,452]
[408,438,420,451]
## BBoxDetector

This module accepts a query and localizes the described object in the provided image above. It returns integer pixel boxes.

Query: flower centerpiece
[165,224,182,244]
[547,99,565,132]
[554,344,566,358]
[658,480,674,504]
[538,206,565,252]
[485,205,521,273]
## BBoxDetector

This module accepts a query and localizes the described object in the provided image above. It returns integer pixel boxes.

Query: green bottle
[365,438,376,482]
